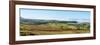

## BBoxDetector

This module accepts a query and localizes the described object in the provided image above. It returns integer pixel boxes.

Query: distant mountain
[20,17,78,25]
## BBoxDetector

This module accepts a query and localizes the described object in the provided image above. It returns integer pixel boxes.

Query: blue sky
[20,8,90,22]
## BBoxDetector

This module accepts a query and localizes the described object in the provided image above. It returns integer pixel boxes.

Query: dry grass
[20,23,90,36]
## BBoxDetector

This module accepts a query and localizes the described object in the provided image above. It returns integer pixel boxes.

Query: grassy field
[20,23,90,36]
[20,8,91,36]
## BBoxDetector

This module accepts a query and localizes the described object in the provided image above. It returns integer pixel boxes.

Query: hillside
[20,17,78,25]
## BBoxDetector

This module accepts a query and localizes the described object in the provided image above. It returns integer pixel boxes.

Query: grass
[20,23,90,36]
[20,30,90,36]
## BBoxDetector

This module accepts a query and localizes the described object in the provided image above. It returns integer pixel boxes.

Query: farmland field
[20,18,90,36]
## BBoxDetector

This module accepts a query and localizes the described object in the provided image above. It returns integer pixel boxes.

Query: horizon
[20,8,91,22]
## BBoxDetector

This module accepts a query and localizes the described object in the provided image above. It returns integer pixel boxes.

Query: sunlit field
[20,8,90,36]
[20,18,90,36]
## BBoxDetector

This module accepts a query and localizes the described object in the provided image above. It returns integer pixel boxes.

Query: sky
[20,8,90,22]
